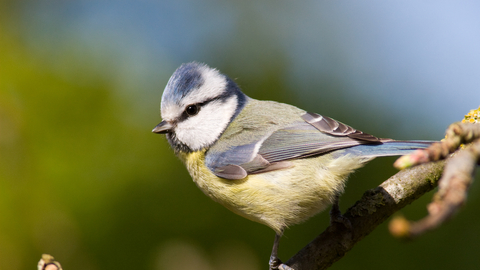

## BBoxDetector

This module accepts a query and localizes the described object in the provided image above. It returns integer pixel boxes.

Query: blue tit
[152,62,432,270]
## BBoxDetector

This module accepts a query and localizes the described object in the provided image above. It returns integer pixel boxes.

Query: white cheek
[175,97,238,150]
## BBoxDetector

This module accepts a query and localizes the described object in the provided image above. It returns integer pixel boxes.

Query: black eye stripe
[198,92,231,106]
[176,92,233,123]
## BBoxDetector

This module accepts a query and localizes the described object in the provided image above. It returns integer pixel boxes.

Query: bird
[152,62,432,270]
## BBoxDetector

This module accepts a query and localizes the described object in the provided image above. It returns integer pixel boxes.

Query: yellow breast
[178,150,368,234]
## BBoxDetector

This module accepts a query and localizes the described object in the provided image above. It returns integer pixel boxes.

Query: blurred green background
[1,1,480,269]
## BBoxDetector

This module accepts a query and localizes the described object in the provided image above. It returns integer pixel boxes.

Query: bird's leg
[329,195,352,230]
[269,233,282,270]
[269,232,294,270]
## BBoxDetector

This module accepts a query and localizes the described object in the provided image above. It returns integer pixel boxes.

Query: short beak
[152,120,173,134]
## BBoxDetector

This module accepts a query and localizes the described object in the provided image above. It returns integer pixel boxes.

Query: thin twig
[394,122,480,169]
[390,139,480,238]
[37,254,63,270]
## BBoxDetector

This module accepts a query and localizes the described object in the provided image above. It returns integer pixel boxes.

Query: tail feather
[342,140,435,158]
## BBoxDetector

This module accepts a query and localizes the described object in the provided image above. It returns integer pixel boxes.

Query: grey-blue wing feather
[339,140,433,158]
[205,112,385,180]
[205,142,258,179]
[258,122,375,162]
[301,112,381,142]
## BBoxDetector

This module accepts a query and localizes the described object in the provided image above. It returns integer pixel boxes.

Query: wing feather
[206,111,384,180]
[302,112,380,142]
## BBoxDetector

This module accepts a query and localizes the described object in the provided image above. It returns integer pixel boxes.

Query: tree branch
[285,161,445,270]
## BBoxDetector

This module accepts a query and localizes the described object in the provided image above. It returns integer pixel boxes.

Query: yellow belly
[179,150,368,234]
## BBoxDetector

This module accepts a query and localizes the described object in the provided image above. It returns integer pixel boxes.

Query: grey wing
[206,112,384,180]
[301,112,381,142]
[259,113,383,162]
[205,142,265,180]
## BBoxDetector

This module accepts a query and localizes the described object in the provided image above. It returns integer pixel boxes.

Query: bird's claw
[278,263,295,270]
[330,211,353,230]
[269,256,282,270]
[270,257,294,270]
[329,200,352,230]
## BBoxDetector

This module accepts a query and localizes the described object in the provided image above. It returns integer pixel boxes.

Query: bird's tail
[343,140,434,158]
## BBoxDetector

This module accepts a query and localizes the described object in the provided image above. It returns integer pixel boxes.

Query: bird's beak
[152,120,174,134]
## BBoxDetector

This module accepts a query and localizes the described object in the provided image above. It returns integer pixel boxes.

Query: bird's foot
[269,256,294,270]
[329,202,352,231]
[278,263,295,270]
[269,256,282,270]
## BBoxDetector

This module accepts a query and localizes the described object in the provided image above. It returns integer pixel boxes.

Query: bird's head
[153,62,247,153]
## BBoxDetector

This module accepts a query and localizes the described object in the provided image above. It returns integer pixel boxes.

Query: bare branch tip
[38,254,62,270]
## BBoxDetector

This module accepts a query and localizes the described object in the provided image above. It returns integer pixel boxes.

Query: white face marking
[174,95,238,150]
[160,63,240,151]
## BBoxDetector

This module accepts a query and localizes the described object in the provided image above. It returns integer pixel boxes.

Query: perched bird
[153,62,431,270]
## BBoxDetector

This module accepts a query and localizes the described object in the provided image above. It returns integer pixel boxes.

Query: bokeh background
[1,1,480,269]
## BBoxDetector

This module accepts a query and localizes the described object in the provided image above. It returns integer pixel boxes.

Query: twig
[388,117,480,239]
[394,122,480,170]
[390,139,480,238]
[37,254,63,270]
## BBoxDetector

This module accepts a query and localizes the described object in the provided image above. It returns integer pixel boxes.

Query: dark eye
[185,104,199,116]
